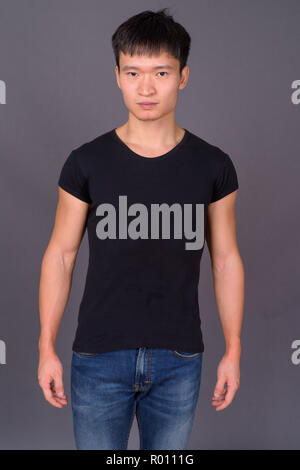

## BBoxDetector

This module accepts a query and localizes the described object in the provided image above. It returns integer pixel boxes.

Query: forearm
[211,252,244,358]
[38,246,75,354]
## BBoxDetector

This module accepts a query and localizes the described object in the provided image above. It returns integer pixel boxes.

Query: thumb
[53,373,65,397]
[213,377,226,398]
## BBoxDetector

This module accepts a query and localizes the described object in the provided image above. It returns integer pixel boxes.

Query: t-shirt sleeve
[210,152,239,203]
[58,150,91,203]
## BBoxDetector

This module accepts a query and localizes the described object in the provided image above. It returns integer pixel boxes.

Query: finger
[213,378,227,400]
[212,392,226,398]
[215,384,237,411]
[212,391,226,402]
[212,397,225,404]
[50,383,67,400]
[41,382,63,408]
[212,392,225,400]
[51,375,66,399]
[50,382,68,405]
[52,393,68,405]
[211,386,226,405]
[44,379,66,407]
[211,397,225,407]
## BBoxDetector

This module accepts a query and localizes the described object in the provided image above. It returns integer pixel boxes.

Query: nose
[138,75,156,95]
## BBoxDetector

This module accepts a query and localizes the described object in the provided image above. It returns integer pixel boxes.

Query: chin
[139,116,161,122]
[130,110,161,121]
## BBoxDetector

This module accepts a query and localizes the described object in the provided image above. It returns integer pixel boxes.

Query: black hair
[111,8,191,75]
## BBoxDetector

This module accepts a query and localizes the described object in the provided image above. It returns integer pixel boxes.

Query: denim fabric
[71,347,203,450]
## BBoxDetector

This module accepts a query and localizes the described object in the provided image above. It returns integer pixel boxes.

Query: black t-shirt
[58,128,239,354]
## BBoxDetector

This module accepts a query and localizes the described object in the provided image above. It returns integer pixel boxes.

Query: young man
[38,8,244,450]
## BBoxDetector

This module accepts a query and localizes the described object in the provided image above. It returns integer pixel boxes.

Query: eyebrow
[121,64,174,71]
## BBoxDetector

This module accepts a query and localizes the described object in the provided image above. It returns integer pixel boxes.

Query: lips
[138,102,157,109]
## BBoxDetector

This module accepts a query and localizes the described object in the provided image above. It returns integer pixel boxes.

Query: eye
[126,71,168,77]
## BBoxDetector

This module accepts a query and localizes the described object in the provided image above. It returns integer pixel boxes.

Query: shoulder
[186,130,232,173]
[70,129,114,169]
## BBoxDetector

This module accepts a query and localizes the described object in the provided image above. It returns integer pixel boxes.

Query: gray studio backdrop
[0,0,299,450]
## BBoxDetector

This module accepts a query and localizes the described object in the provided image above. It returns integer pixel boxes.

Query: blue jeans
[71,347,203,450]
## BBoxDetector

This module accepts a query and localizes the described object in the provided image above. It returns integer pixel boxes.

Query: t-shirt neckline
[110,127,191,162]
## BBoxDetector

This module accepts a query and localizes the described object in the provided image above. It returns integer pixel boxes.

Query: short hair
[111,8,191,75]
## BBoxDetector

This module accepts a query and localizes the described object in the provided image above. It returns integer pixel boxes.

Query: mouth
[138,102,158,109]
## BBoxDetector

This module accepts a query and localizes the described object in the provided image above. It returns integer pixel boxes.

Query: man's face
[115,50,189,122]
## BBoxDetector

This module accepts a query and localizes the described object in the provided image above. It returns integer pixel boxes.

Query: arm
[38,187,89,408]
[206,189,244,411]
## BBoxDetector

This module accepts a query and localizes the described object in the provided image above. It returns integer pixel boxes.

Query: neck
[118,119,184,148]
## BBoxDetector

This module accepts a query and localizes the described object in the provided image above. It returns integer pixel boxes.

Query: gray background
[0,0,299,449]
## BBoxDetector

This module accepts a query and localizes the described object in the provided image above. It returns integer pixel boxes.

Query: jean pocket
[73,351,101,358]
[172,350,202,359]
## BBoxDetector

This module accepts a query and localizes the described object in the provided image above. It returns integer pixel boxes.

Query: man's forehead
[119,51,178,69]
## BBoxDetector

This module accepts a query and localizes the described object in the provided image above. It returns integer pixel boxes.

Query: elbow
[42,243,77,273]
[211,250,242,275]
[62,250,77,272]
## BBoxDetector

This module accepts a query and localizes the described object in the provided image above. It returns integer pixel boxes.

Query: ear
[115,66,121,89]
[179,65,189,90]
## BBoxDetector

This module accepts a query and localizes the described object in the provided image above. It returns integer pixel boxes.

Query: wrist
[38,336,56,354]
[225,338,242,358]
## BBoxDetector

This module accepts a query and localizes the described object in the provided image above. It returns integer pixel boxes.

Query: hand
[211,353,240,411]
[38,351,68,408]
